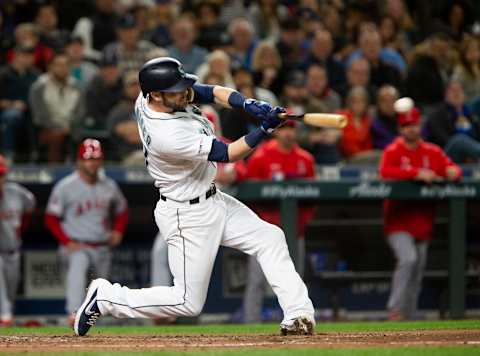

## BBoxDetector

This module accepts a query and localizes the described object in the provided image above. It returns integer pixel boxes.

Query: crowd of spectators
[0,0,480,166]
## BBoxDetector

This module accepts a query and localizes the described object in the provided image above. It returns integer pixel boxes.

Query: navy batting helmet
[139,57,198,97]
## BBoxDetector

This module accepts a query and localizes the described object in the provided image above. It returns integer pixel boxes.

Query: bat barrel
[278,113,347,129]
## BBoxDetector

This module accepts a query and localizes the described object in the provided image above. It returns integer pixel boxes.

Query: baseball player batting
[0,155,35,326]
[74,57,315,336]
[45,139,129,325]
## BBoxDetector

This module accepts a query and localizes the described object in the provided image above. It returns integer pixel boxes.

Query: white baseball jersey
[134,94,216,201]
[46,172,127,243]
[94,93,314,328]
[0,182,35,251]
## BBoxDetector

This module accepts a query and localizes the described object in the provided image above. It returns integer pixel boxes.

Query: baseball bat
[278,113,347,129]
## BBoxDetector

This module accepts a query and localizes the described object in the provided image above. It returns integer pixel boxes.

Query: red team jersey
[246,140,316,236]
[380,137,462,241]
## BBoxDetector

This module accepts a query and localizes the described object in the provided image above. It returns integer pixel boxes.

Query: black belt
[0,250,18,255]
[70,239,109,247]
[160,184,217,205]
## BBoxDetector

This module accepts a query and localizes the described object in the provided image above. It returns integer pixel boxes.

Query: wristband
[192,84,215,103]
[228,91,246,109]
[245,127,268,148]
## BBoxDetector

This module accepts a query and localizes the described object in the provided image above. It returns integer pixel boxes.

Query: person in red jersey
[243,120,316,323]
[379,106,462,320]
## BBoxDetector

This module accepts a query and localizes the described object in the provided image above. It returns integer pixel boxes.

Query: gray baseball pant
[243,238,305,323]
[387,231,428,319]
[0,252,20,320]
[60,246,111,314]
[151,232,173,286]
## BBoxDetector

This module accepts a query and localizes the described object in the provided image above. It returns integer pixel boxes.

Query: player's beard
[163,93,188,112]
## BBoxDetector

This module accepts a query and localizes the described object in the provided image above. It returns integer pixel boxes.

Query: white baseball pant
[96,191,314,323]
[387,231,428,318]
[60,246,111,314]
[151,232,172,287]
[0,252,20,320]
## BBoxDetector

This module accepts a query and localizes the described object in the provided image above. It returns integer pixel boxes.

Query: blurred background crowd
[1,0,480,166]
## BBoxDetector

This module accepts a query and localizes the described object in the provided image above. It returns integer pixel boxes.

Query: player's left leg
[3,252,20,322]
[0,254,14,324]
[151,232,173,287]
[243,257,266,323]
[403,241,428,319]
[90,246,112,280]
[219,192,314,334]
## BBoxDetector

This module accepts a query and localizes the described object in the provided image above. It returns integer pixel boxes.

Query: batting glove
[260,106,286,134]
[244,99,273,120]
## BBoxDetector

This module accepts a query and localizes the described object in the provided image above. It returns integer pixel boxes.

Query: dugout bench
[232,179,480,319]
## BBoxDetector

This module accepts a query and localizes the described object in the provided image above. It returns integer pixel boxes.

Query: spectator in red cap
[0,154,35,327]
[243,121,315,323]
[44,139,128,326]
[379,106,462,320]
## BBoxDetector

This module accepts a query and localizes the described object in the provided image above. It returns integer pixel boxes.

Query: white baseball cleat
[74,278,108,336]
[280,315,315,336]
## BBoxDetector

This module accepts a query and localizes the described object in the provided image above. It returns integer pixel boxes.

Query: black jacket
[425,103,480,148]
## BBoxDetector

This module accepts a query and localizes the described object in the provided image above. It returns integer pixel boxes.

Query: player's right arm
[44,183,84,251]
[211,106,285,162]
[192,84,275,120]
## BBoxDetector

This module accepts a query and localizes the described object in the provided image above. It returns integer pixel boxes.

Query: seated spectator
[305,63,341,113]
[195,50,235,88]
[83,53,123,133]
[378,15,410,56]
[251,40,283,95]
[130,5,153,42]
[65,36,98,89]
[280,70,309,114]
[406,32,453,110]
[347,26,407,75]
[276,19,308,74]
[7,23,54,72]
[103,14,158,72]
[72,0,118,61]
[243,120,315,322]
[452,36,480,104]
[107,71,142,165]
[0,45,39,162]
[194,1,227,51]
[350,29,404,92]
[425,80,480,163]
[338,86,379,163]
[167,16,208,74]
[34,4,70,51]
[246,0,282,40]
[233,67,278,107]
[228,18,257,70]
[337,57,375,104]
[371,85,400,149]
[221,68,278,135]
[29,53,83,163]
[304,126,341,165]
[302,29,345,92]
[149,0,175,48]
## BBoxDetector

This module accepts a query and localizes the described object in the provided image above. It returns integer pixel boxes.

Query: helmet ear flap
[187,87,195,103]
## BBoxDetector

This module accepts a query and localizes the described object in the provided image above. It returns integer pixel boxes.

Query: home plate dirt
[1,330,479,352]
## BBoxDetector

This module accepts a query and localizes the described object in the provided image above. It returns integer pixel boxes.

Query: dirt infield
[1,329,479,352]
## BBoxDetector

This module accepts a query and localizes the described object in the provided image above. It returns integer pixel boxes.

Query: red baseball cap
[77,139,104,160]
[0,155,8,174]
[397,107,421,126]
